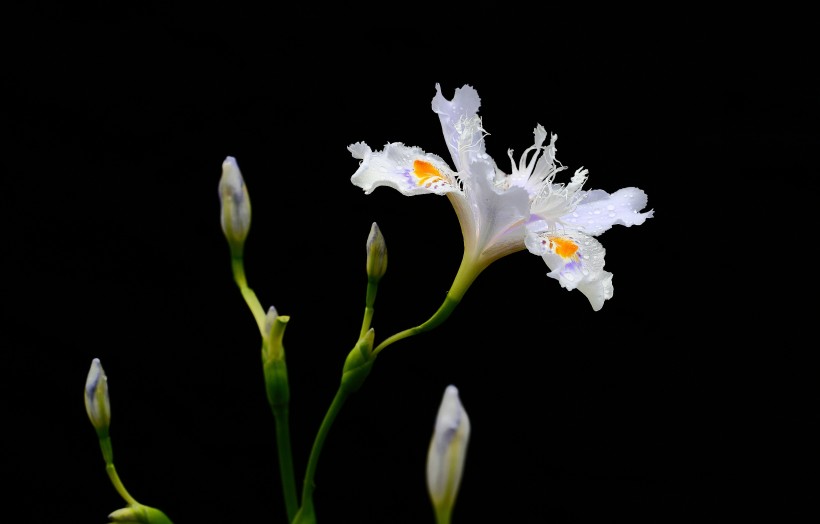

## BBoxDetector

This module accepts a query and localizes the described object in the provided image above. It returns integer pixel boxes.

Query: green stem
[232,251,296,519]
[360,305,374,339]
[371,295,460,356]
[359,280,378,339]
[372,254,484,356]
[99,435,138,506]
[231,255,266,335]
[272,405,299,522]
[299,387,350,517]
[434,505,452,524]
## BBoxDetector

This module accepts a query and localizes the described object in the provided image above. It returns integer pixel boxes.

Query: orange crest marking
[549,236,579,259]
[412,160,446,188]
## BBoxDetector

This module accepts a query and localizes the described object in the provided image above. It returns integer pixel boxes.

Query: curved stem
[299,387,350,516]
[99,436,138,506]
[372,295,460,357]
[372,254,485,356]
[231,255,266,335]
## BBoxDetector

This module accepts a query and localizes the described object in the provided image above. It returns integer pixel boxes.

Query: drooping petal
[525,229,613,311]
[349,142,460,196]
[572,267,614,312]
[563,187,654,236]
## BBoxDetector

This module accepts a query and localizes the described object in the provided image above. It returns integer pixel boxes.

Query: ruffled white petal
[349,141,460,196]
[563,187,654,236]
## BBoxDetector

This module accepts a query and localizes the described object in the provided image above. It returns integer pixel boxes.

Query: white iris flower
[349,84,653,310]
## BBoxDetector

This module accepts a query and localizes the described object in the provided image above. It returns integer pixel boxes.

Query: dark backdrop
[4,13,815,524]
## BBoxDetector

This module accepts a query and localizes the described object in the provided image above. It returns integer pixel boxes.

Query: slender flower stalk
[371,251,480,357]
[293,329,376,524]
[219,159,299,521]
[262,307,299,521]
[219,156,265,334]
[84,359,174,524]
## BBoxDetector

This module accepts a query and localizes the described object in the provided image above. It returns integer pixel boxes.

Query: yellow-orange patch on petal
[549,236,579,259]
[412,160,446,188]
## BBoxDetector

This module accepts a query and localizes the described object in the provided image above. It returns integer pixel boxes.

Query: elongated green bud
[263,306,290,408]
[263,306,289,363]
[341,329,375,393]
[365,222,387,283]
[218,156,251,256]
[85,358,111,438]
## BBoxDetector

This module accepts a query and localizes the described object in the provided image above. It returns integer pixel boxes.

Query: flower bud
[365,222,387,283]
[263,306,289,363]
[85,358,111,437]
[263,306,291,408]
[218,156,251,255]
[340,328,375,394]
[427,385,470,523]
[108,503,173,523]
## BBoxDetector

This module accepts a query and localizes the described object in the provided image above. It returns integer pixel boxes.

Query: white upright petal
[427,385,470,516]
[432,84,483,172]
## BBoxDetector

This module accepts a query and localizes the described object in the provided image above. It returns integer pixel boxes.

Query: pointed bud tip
[264,306,279,332]
[219,156,244,192]
[85,358,104,393]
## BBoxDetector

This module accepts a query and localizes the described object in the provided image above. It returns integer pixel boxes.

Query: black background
[4,11,816,524]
